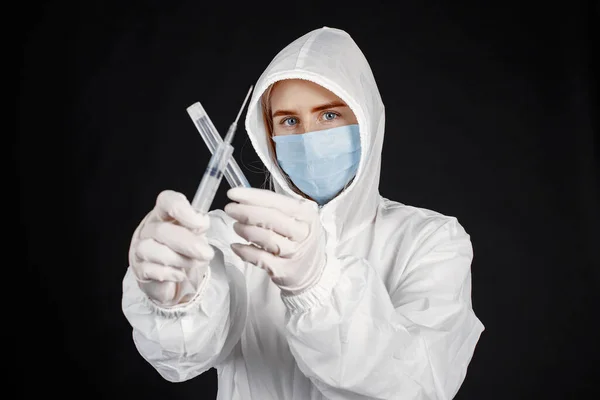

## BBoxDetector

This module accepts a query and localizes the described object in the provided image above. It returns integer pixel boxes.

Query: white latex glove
[224,187,326,296]
[129,190,214,306]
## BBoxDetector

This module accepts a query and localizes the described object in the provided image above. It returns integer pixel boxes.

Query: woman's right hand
[129,190,215,306]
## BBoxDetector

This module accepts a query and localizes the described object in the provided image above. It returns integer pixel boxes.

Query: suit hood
[244,26,386,242]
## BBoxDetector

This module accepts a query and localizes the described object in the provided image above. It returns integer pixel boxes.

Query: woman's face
[269,79,358,136]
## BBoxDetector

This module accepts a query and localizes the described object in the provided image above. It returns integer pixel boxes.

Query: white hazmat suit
[122,26,485,399]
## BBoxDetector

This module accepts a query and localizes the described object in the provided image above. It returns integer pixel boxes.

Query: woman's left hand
[225,187,326,296]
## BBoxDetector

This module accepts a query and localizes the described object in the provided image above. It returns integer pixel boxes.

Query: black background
[16,0,598,399]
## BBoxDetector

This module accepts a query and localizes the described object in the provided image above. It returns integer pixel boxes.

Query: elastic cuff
[280,254,341,313]
[140,267,212,318]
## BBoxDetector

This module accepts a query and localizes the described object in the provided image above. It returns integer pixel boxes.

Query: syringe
[186,101,251,188]
[191,85,253,214]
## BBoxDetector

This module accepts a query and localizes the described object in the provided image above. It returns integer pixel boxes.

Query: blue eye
[282,117,298,126]
[323,112,338,121]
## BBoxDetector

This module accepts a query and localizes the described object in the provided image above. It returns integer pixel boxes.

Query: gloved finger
[233,222,297,257]
[231,242,278,276]
[154,190,210,232]
[135,261,187,282]
[224,202,309,242]
[227,187,315,221]
[139,280,177,304]
[136,238,200,269]
[140,221,215,261]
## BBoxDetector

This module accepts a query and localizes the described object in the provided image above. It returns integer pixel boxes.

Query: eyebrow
[272,101,348,118]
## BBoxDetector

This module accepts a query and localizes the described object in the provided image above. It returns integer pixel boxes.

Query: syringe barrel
[191,143,234,214]
[224,162,250,188]
[193,117,220,154]
[192,114,250,188]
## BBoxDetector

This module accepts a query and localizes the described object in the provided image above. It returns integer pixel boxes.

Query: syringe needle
[225,85,254,143]
[235,85,254,124]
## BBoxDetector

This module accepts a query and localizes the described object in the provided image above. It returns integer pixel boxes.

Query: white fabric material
[122,26,484,399]
[225,187,327,296]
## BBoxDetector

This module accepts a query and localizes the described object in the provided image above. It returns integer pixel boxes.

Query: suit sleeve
[121,210,248,383]
[281,217,485,399]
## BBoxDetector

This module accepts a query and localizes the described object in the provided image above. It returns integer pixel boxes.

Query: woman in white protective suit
[122,26,485,399]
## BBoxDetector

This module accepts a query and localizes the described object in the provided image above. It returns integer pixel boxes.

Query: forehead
[270,79,344,106]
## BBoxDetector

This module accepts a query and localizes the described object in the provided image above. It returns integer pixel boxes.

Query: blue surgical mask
[272,124,361,205]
